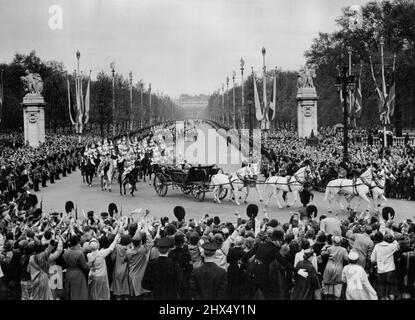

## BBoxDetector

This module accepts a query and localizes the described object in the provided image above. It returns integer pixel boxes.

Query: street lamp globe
[262,47,266,56]
[76,50,80,60]
[240,57,245,68]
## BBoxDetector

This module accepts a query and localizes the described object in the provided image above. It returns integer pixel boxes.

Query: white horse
[264,166,314,208]
[337,168,396,211]
[210,172,242,205]
[371,168,395,208]
[237,165,263,204]
[324,168,376,212]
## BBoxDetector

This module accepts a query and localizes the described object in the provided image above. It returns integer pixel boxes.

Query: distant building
[174,94,208,119]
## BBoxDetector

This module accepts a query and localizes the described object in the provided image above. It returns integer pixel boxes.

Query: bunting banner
[84,75,91,124]
[252,72,264,121]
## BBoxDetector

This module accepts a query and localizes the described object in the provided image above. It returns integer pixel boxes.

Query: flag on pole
[269,73,277,121]
[252,72,264,121]
[348,91,355,120]
[385,57,396,122]
[369,55,387,122]
[67,77,76,125]
[84,72,91,124]
[354,75,363,119]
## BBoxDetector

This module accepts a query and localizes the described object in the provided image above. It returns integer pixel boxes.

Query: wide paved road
[34,122,415,223]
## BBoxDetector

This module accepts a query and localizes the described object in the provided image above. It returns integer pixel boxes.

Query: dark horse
[116,158,126,195]
[84,159,96,187]
[121,164,141,196]
[139,152,153,183]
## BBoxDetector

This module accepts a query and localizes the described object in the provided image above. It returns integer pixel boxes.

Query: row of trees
[0,51,184,137]
[205,0,415,134]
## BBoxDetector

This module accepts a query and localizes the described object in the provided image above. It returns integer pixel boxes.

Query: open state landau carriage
[153,164,228,202]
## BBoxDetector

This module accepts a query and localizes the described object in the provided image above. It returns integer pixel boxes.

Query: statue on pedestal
[297,66,316,89]
[20,70,44,95]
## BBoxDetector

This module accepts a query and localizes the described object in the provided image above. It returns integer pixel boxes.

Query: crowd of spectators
[1,198,414,300]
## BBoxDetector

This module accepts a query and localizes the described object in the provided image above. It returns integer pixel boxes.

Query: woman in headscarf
[27,241,56,300]
[110,234,131,300]
[126,221,156,299]
[342,250,377,300]
[87,229,121,300]
[321,235,348,300]
[62,235,89,300]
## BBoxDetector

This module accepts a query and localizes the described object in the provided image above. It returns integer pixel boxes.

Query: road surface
[34,122,415,223]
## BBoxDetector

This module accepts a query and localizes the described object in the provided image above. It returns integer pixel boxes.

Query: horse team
[81,152,395,213]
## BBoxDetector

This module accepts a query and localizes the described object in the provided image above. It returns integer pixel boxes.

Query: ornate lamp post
[240,57,245,129]
[232,70,236,128]
[110,62,115,136]
[335,64,356,163]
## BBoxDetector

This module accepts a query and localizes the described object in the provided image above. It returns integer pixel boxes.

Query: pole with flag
[386,54,396,127]
[353,61,363,122]
[269,67,277,122]
[252,68,263,122]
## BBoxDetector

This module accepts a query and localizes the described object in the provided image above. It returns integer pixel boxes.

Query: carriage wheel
[192,185,206,202]
[218,186,228,200]
[154,174,168,197]
[181,186,191,195]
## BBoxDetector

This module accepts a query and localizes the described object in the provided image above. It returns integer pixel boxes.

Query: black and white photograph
[1,0,415,309]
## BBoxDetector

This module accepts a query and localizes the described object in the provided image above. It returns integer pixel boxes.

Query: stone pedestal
[22,94,46,148]
[296,87,318,138]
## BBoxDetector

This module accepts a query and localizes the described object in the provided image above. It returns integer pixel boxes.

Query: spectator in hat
[168,232,192,299]
[126,227,153,299]
[346,225,374,272]
[142,236,182,299]
[342,250,377,300]
[226,236,246,299]
[187,232,202,269]
[87,230,121,300]
[62,235,89,300]
[173,206,186,228]
[65,201,75,218]
[321,235,348,300]
[190,241,227,300]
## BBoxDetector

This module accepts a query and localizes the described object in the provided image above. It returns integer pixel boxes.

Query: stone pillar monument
[20,70,46,147]
[296,67,318,138]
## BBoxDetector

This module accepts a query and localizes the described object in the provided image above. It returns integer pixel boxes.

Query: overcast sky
[0,0,368,98]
